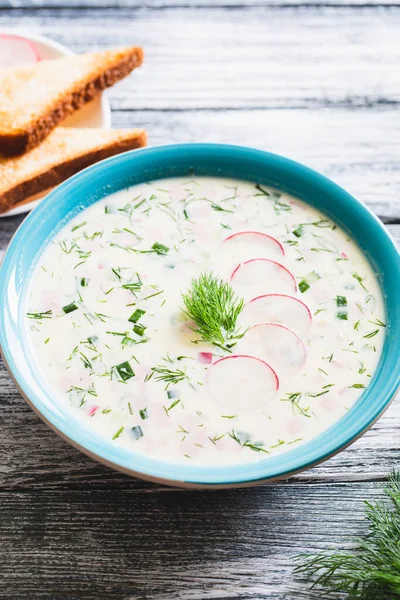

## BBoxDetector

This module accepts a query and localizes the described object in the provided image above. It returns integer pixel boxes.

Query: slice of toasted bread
[0,127,147,213]
[0,47,143,156]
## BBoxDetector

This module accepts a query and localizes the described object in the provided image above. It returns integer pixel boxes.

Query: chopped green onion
[336,295,347,306]
[131,426,144,440]
[115,361,135,381]
[112,426,124,440]
[292,226,303,238]
[336,311,348,320]
[299,271,320,294]
[152,242,169,255]
[139,409,148,420]
[133,324,146,337]
[62,302,78,314]
[128,309,146,323]
[81,278,89,287]
[298,280,310,293]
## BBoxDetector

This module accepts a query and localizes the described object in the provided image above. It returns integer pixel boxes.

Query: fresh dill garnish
[26,310,52,320]
[354,320,360,331]
[151,365,188,389]
[182,272,245,352]
[349,383,366,389]
[294,471,400,599]
[211,203,233,213]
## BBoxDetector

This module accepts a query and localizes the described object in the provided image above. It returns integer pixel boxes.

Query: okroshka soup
[26,177,385,465]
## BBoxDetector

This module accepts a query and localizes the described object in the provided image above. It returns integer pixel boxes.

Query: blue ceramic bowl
[1,144,399,488]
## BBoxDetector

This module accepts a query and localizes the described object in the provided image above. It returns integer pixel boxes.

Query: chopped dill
[26,310,52,320]
[363,330,379,339]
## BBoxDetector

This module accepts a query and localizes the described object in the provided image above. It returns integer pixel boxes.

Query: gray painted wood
[0,1,399,598]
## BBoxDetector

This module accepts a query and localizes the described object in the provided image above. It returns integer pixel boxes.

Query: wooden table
[1,1,399,598]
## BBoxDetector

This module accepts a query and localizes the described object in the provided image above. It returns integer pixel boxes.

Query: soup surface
[26,177,385,465]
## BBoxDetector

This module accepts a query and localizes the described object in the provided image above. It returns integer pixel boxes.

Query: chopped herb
[128,309,146,323]
[131,426,143,440]
[336,295,347,306]
[114,361,135,381]
[166,399,181,412]
[363,330,379,339]
[152,242,169,255]
[299,271,320,294]
[369,318,386,328]
[354,320,360,331]
[81,277,89,287]
[44,338,50,344]
[222,415,237,419]
[293,226,304,238]
[359,362,366,374]
[26,310,52,320]
[111,267,122,281]
[71,221,87,232]
[79,352,92,370]
[102,409,112,414]
[211,203,233,213]
[336,311,348,321]
[142,290,164,301]
[133,324,146,337]
[349,383,366,389]
[298,280,310,293]
[353,271,368,291]
[139,408,148,420]
[151,365,188,389]
[112,427,124,440]
[62,302,78,314]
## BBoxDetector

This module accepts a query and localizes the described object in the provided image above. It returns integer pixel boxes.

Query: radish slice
[0,34,40,67]
[231,258,297,300]
[208,354,279,410]
[240,323,306,374]
[242,294,312,336]
[222,231,284,261]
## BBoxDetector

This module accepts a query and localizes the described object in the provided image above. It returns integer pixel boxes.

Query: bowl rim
[1,143,399,488]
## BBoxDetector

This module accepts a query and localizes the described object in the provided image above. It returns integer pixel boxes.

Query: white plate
[0,28,112,218]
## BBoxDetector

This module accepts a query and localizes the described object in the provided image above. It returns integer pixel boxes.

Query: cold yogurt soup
[26,177,385,465]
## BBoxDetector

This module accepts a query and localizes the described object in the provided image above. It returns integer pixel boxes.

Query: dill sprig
[294,471,400,599]
[181,272,245,352]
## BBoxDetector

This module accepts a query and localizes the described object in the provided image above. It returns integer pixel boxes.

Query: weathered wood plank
[0,7,399,110]
[0,482,388,599]
[2,0,400,8]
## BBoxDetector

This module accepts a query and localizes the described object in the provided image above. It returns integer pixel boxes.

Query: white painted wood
[0,7,399,110]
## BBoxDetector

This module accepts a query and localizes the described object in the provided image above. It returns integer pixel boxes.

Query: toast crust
[0,48,143,156]
[0,129,147,213]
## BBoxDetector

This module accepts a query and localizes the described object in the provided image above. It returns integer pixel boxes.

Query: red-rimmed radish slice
[242,294,312,336]
[241,323,306,373]
[208,354,279,410]
[0,34,40,67]
[222,231,284,260]
[231,258,296,299]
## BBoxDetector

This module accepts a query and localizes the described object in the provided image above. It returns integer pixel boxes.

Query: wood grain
[0,482,389,599]
[1,7,400,110]
[0,2,399,598]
